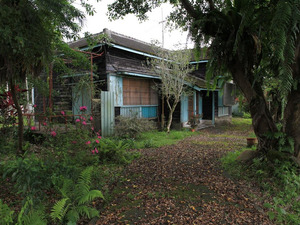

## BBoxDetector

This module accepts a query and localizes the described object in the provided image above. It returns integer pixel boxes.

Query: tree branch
[206,0,215,10]
[179,0,198,19]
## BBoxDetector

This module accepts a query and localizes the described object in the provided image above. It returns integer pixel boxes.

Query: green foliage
[114,115,156,139]
[51,167,104,224]
[0,199,14,225]
[2,156,52,203]
[17,200,47,225]
[222,149,300,224]
[266,124,295,154]
[97,139,140,164]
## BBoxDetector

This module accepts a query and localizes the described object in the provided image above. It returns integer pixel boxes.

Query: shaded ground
[95,124,273,224]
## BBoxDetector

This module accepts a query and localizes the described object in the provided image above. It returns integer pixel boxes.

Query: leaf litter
[95,127,273,225]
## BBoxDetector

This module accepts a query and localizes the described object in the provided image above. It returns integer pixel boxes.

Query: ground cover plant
[0,105,197,224]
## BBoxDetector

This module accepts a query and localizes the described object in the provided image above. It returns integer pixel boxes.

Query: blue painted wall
[181,94,189,123]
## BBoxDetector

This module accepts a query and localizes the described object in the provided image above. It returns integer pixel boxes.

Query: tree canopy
[0,0,97,155]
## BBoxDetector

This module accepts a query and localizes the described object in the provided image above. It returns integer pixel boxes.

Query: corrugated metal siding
[101,91,115,137]
[120,105,158,118]
[109,75,123,106]
[120,106,141,117]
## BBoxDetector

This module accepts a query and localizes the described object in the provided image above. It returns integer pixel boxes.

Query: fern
[78,190,104,205]
[51,167,104,224]
[0,199,14,225]
[50,198,70,222]
[21,210,47,225]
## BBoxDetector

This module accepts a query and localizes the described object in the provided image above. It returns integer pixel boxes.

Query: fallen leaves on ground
[95,127,273,225]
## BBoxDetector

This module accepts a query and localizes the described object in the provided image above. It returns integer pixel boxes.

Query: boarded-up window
[123,77,158,105]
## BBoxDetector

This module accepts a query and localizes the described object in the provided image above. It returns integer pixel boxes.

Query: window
[123,77,158,105]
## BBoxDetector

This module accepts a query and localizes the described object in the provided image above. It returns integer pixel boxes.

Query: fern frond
[78,166,93,187]
[77,206,99,219]
[60,179,73,198]
[50,198,70,222]
[66,209,80,224]
[22,210,47,225]
[78,190,104,205]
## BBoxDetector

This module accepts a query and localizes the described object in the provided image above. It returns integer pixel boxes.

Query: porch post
[198,93,203,116]
[193,91,197,115]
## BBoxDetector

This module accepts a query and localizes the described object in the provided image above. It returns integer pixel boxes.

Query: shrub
[114,115,156,139]
[2,156,53,203]
[96,139,140,164]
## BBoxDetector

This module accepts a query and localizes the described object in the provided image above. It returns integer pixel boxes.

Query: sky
[74,0,194,50]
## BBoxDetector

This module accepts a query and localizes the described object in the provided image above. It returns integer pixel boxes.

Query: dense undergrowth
[0,115,196,224]
[222,144,300,224]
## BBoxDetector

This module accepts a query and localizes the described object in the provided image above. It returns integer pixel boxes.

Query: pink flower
[86,141,91,145]
[33,104,37,108]
[95,139,99,144]
[72,141,77,144]
[80,106,87,112]
[91,150,95,154]
[75,119,80,123]
[82,121,87,126]
[50,131,56,137]
[91,127,94,131]
[43,122,47,126]
[31,126,36,131]
[89,116,93,121]
[95,148,99,153]
[98,136,102,139]
[61,111,65,116]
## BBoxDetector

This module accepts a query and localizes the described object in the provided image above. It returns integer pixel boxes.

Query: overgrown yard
[96,118,274,224]
[1,118,299,224]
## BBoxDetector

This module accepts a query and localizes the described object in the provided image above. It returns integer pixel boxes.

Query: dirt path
[96,127,272,224]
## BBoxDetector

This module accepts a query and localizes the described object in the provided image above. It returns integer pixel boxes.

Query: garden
[1,111,299,224]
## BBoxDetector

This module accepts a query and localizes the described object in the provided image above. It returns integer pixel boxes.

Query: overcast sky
[75,0,193,49]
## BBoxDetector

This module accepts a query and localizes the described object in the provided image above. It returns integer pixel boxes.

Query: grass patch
[134,130,197,149]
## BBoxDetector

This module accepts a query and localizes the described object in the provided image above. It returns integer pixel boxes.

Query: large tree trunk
[230,61,278,153]
[284,35,300,159]
[284,88,300,159]
[9,78,25,157]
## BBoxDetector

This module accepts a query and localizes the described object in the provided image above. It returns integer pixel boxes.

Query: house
[34,28,234,136]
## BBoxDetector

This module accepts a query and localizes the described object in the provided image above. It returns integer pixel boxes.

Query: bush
[114,115,156,139]
[96,139,140,164]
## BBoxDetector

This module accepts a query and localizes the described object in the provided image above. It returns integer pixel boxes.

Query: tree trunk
[9,78,25,157]
[166,100,178,133]
[166,110,173,133]
[284,88,300,158]
[230,62,278,153]
[284,35,300,159]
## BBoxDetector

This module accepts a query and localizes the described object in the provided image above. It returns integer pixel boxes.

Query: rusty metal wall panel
[120,106,142,117]
[101,91,115,137]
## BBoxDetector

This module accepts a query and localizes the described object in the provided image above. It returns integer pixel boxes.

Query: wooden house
[35,28,234,136]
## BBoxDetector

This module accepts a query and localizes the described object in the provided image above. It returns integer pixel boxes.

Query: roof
[69,28,209,61]
[69,28,161,55]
